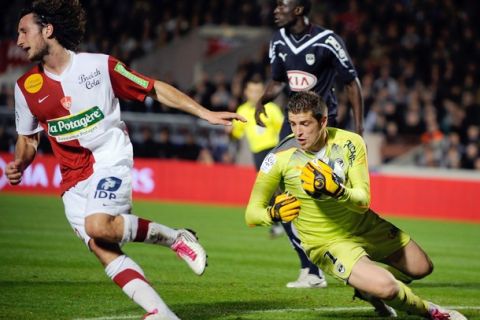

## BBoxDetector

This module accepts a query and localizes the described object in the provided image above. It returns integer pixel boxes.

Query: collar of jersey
[280,28,333,55]
[43,50,75,81]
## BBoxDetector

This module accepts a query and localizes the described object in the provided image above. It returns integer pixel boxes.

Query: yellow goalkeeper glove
[300,159,345,199]
[268,192,300,222]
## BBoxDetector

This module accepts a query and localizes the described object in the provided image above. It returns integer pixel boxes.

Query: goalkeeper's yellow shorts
[307,210,411,283]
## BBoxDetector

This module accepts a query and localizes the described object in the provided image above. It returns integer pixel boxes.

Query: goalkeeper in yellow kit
[245,91,467,320]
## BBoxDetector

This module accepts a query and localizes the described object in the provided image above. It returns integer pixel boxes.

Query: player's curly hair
[20,0,86,51]
[287,91,327,120]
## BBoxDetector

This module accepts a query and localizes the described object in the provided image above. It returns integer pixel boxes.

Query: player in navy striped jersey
[255,0,364,290]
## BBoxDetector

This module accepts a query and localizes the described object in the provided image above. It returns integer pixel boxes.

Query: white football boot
[171,229,207,276]
[427,302,467,320]
[286,268,328,288]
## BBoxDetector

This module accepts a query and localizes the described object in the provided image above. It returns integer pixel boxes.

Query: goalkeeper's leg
[383,240,433,282]
[349,256,430,317]
[349,256,467,319]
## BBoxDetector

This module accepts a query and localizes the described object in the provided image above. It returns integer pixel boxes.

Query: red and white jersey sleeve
[108,56,154,101]
[14,52,155,193]
[14,83,43,135]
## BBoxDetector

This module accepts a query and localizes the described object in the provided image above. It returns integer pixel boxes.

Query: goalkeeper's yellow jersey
[245,127,371,250]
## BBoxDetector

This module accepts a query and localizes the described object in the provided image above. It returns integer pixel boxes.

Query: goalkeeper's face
[288,111,327,152]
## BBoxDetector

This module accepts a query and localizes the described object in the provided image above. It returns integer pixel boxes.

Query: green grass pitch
[0,193,479,320]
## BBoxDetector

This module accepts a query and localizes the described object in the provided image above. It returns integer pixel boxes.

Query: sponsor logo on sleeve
[47,106,105,142]
[114,62,149,88]
[260,153,277,174]
[324,36,349,63]
[287,70,317,91]
[24,73,44,93]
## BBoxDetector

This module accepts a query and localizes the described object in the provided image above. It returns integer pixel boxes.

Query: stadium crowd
[0,0,479,170]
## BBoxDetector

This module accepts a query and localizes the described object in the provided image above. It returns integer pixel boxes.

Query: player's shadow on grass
[172,300,414,320]
[411,282,480,289]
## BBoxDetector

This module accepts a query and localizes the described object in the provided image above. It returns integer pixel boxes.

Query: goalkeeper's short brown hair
[20,0,86,51]
[287,91,328,121]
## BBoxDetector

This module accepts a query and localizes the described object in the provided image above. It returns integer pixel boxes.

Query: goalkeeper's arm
[300,158,370,213]
[245,165,283,226]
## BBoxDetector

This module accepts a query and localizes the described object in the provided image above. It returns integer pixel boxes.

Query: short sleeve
[269,40,288,82]
[108,56,155,102]
[323,33,357,84]
[14,83,43,135]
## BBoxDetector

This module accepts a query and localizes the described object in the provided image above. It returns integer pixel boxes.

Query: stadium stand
[0,0,479,170]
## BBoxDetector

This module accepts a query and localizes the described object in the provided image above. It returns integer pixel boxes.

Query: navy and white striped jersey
[270,25,357,116]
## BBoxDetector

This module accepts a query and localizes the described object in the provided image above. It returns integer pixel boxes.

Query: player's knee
[85,214,109,239]
[375,278,399,300]
[411,259,434,280]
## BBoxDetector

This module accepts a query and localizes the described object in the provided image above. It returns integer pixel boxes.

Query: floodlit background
[0,1,479,319]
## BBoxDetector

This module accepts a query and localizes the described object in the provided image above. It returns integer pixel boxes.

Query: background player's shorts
[307,212,411,283]
[62,165,132,246]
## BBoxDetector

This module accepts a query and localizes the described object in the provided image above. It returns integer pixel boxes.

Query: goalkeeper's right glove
[268,192,301,222]
[300,159,345,199]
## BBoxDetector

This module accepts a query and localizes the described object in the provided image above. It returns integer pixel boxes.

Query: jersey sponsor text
[47,106,104,142]
[287,70,317,91]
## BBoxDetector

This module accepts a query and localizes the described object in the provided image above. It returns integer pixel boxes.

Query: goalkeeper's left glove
[300,159,345,199]
[268,192,301,222]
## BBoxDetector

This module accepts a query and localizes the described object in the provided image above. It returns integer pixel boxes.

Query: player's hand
[254,101,267,127]
[268,192,300,222]
[300,159,345,199]
[5,159,24,185]
[205,111,246,126]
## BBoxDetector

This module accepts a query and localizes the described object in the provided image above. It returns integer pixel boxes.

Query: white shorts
[62,165,132,246]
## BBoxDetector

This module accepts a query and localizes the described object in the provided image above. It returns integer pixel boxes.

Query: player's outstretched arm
[150,80,246,125]
[5,133,40,185]
[255,80,285,127]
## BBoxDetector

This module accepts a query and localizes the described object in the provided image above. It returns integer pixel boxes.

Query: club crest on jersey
[287,70,317,91]
[305,53,315,65]
[60,96,72,110]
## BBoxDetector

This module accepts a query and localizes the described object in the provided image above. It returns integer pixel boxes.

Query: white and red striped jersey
[15,52,154,193]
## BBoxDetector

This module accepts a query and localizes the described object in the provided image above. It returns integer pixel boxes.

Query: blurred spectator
[0,127,14,152]
[176,130,201,161]
[157,127,176,159]
[1,0,480,169]
[134,127,159,158]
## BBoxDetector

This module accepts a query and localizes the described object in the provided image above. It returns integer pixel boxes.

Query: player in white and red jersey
[5,1,245,319]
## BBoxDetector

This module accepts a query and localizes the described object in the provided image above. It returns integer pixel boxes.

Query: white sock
[105,255,179,319]
[121,214,178,247]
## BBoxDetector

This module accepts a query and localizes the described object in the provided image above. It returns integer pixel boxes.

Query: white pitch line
[73,305,480,320]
